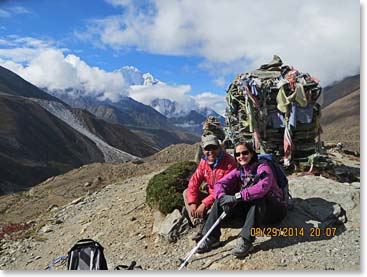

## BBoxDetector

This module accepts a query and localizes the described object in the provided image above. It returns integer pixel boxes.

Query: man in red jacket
[183,135,237,240]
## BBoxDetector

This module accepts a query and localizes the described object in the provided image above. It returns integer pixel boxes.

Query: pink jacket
[186,151,237,209]
[214,161,283,202]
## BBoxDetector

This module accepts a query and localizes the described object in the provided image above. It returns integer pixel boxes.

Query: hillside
[0,66,160,195]
[321,75,360,152]
[0,94,104,195]
[0,143,199,224]
[0,144,360,270]
[322,75,360,108]
[71,108,158,156]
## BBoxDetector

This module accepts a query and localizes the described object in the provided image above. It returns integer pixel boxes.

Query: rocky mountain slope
[322,75,360,109]
[49,92,174,131]
[47,92,200,149]
[0,93,104,195]
[0,144,360,271]
[0,66,62,103]
[321,75,360,152]
[0,66,158,195]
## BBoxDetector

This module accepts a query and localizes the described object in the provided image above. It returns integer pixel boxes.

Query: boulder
[158,209,181,236]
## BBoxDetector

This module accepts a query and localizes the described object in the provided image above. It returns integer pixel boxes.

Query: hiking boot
[196,237,220,254]
[232,237,253,258]
[191,223,204,242]
[191,232,203,242]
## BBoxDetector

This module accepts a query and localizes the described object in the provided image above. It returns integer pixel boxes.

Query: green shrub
[146,161,197,215]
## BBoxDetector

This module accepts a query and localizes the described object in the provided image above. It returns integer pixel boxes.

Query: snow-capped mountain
[169,106,225,134]
[148,97,225,134]
[150,98,177,117]
[49,65,223,135]
[118,66,223,123]
[117,66,161,86]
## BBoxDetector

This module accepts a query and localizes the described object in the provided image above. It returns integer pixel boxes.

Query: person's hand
[219,195,237,206]
[194,203,206,218]
[219,194,240,213]
[189,203,197,218]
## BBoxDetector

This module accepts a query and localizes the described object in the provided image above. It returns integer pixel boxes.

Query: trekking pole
[178,211,227,270]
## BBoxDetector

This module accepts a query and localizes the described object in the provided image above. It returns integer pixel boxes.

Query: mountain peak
[142,73,159,86]
[117,66,160,86]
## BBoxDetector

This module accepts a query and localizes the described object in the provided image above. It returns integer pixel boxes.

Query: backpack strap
[114,261,143,270]
[46,255,68,270]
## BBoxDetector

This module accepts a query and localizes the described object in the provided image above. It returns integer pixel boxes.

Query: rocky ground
[0,145,360,271]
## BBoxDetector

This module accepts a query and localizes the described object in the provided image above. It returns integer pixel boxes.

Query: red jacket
[186,151,237,209]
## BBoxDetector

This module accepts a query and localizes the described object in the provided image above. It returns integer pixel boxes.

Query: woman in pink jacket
[197,141,287,257]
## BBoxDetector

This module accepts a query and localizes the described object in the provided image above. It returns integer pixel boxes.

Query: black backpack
[257,154,291,204]
[67,239,108,270]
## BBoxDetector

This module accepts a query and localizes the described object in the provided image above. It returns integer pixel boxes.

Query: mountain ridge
[321,74,360,152]
[0,66,160,195]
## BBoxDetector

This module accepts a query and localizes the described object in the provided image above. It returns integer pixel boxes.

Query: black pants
[202,195,287,242]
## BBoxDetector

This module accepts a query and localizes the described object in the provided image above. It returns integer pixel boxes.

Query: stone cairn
[223,55,323,168]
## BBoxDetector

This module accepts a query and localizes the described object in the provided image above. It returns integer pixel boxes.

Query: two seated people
[184,135,287,257]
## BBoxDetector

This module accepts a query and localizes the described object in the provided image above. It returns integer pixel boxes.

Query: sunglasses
[234,150,250,157]
[204,145,219,151]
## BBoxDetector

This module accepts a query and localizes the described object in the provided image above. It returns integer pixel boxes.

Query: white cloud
[1,36,225,114]
[64,54,127,100]
[105,0,134,8]
[0,9,10,17]
[9,6,31,15]
[193,92,227,116]
[0,38,129,101]
[21,49,81,90]
[213,76,226,88]
[0,39,15,47]
[0,6,31,17]
[84,0,359,86]
[0,36,56,62]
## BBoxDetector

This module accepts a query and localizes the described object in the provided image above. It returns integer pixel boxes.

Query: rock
[47,204,58,212]
[40,225,53,233]
[84,182,92,187]
[158,209,181,236]
[152,211,166,234]
[27,187,37,197]
[351,182,360,189]
[26,220,37,225]
[71,197,83,205]
[54,219,63,224]
[93,176,103,184]
[131,159,144,165]
[138,234,146,240]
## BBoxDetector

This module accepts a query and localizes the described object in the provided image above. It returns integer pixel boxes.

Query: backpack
[67,239,108,270]
[257,154,291,204]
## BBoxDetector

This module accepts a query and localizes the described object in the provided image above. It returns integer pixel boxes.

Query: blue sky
[0,0,361,115]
